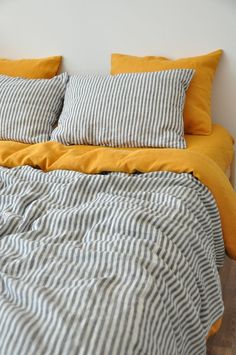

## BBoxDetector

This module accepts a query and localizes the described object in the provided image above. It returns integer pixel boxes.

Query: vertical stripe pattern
[0,166,224,355]
[51,70,194,148]
[0,73,68,143]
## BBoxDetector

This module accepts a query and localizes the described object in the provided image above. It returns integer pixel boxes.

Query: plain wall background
[0,0,236,179]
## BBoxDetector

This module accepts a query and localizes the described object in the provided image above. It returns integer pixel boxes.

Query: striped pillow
[0,73,68,143]
[51,70,194,148]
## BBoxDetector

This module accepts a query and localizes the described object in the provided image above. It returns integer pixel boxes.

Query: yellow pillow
[0,56,62,79]
[111,50,222,135]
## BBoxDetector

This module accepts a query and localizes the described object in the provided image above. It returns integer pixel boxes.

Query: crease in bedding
[0,167,225,355]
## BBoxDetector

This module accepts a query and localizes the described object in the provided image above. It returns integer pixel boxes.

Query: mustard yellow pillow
[111,50,222,135]
[0,56,62,79]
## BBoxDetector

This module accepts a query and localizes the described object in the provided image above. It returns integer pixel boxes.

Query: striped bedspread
[0,166,224,355]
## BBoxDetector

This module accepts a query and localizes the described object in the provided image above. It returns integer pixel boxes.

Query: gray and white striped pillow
[0,73,68,143]
[51,69,194,148]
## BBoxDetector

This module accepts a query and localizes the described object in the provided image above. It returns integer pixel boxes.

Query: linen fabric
[0,73,68,143]
[111,50,222,135]
[0,124,235,259]
[0,167,224,355]
[0,55,62,79]
[51,69,194,148]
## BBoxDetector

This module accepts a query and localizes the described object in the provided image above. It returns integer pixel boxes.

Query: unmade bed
[0,124,235,355]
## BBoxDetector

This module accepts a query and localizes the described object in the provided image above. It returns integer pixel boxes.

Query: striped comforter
[0,166,224,355]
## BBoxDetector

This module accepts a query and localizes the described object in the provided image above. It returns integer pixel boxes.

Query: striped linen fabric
[51,69,194,148]
[0,73,68,143]
[0,166,224,355]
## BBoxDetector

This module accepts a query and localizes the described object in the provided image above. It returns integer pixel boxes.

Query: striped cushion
[51,69,194,148]
[0,73,68,143]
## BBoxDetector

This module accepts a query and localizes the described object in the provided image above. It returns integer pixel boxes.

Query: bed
[0,51,236,354]
[0,123,235,355]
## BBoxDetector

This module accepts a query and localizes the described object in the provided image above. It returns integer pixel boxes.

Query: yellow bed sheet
[185,124,234,173]
[0,124,235,260]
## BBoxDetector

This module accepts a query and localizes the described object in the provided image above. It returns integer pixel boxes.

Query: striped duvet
[0,166,224,355]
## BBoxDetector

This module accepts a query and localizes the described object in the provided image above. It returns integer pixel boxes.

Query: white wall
[0,0,236,172]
